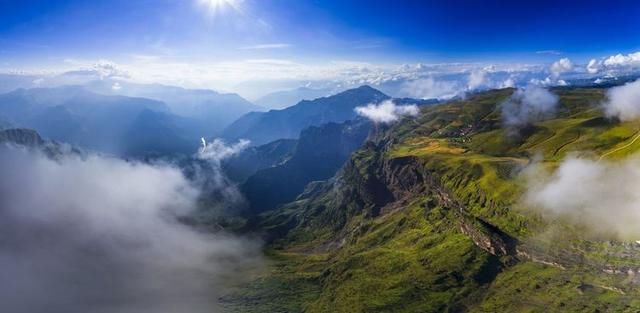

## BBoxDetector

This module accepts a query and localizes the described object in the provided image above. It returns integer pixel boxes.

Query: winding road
[599,131,640,161]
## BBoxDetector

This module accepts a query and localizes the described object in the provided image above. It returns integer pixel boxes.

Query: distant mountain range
[0,86,197,156]
[0,74,263,136]
[223,85,390,145]
[84,80,264,135]
[0,83,434,158]
[254,87,336,110]
[0,74,44,94]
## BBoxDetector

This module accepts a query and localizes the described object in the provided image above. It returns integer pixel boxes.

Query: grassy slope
[223,87,640,312]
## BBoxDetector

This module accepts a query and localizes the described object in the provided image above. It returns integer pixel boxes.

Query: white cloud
[587,59,601,74]
[550,57,573,77]
[195,138,251,205]
[355,100,419,123]
[603,52,640,67]
[525,58,569,92]
[93,59,129,79]
[1,55,555,99]
[525,156,640,239]
[57,59,130,82]
[0,146,262,312]
[584,51,640,75]
[468,69,487,89]
[603,79,640,121]
[198,138,250,163]
[529,75,569,87]
[7,50,640,99]
[502,85,559,127]
[536,50,563,55]
[3,58,546,98]
[400,77,462,99]
[500,78,516,88]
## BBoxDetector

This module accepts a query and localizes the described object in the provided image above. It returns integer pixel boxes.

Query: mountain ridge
[223,86,640,312]
[84,79,263,134]
[223,85,390,145]
[0,86,198,156]
[239,118,372,214]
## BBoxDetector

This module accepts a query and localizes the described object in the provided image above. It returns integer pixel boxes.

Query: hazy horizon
[1,0,639,100]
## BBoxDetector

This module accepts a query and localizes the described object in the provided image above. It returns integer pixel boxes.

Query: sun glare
[198,0,242,15]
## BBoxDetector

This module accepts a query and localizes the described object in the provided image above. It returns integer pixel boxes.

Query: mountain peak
[354,84,378,91]
[224,86,389,145]
[0,128,44,147]
[341,85,386,96]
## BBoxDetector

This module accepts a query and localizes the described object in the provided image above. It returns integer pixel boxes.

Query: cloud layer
[0,146,262,313]
[199,138,251,163]
[501,85,559,127]
[355,100,419,123]
[4,50,640,100]
[587,52,640,74]
[191,138,252,213]
[550,58,573,78]
[603,79,640,121]
[525,156,640,239]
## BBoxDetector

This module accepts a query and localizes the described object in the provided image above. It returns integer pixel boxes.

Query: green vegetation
[222,87,640,312]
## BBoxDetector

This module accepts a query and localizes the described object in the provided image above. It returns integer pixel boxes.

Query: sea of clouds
[0,144,262,313]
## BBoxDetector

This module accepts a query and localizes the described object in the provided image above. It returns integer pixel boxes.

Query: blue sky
[2,0,639,62]
[1,0,639,97]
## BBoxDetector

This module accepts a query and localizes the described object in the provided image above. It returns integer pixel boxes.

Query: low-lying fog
[0,145,263,313]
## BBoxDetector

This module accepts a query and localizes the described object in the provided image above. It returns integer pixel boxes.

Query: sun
[198,0,243,14]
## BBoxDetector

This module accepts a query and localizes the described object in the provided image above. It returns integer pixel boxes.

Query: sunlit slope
[223,87,640,312]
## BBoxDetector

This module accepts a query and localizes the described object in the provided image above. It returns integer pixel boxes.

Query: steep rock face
[222,138,297,183]
[0,128,44,147]
[258,142,465,240]
[382,157,431,201]
[459,214,517,257]
[0,128,83,158]
[315,141,456,220]
[248,133,512,312]
[331,154,428,218]
[241,119,371,214]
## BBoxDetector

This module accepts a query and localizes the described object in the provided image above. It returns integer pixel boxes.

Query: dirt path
[553,131,581,156]
[599,131,640,161]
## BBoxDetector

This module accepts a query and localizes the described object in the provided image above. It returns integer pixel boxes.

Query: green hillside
[222,87,640,312]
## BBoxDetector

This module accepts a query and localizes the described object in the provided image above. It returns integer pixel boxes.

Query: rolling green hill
[222,87,640,312]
